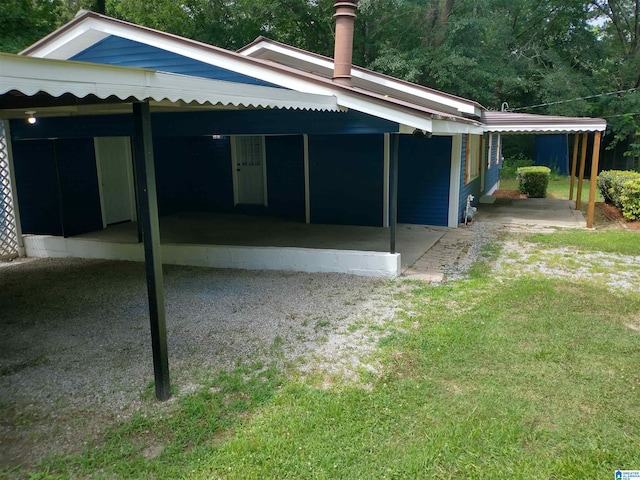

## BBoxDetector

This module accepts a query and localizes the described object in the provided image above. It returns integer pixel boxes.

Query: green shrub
[596,171,617,204]
[620,178,640,221]
[500,153,533,179]
[517,166,551,198]
[597,170,640,215]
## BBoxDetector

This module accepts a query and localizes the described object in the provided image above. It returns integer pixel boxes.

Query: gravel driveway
[0,258,400,469]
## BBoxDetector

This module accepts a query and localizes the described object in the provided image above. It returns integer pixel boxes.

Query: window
[465,134,481,184]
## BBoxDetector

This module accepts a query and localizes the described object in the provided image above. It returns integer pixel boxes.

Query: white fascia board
[352,70,478,116]
[432,119,484,135]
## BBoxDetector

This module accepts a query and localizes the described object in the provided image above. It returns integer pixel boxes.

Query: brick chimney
[332,1,358,86]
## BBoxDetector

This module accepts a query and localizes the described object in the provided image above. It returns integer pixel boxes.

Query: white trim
[303,134,310,224]
[432,119,484,135]
[448,134,462,228]
[383,133,390,228]
[483,124,606,134]
[240,41,480,116]
[2,120,25,255]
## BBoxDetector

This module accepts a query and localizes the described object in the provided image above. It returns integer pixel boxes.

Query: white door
[95,137,136,226]
[233,136,266,205]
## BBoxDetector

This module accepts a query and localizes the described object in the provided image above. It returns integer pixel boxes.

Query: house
[0,1,608,400]
[2,3,607,278]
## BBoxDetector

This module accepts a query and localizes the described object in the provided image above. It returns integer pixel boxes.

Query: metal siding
[266,136,305,221]
[153,136,233,216]
[309,134,384,226]
[397,135,451,226]
[12,139,63,235]
[10,110,397,142]
[56,138,103,236]
[534,134,569,175]
[71,35,280,88]
[459,135,482,224]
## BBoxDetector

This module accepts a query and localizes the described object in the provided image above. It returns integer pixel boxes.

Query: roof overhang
[17,11,481,134]
[0,52,340,119]
[238,37,484,119]
[482,111,607,134]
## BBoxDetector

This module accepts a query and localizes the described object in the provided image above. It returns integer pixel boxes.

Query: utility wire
[510,87,639,111]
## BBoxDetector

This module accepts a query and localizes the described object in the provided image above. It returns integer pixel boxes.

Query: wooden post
[132,101,171,402]
[586,131,602,228]
[569,133,580,201]
[389,133,399,254]
[575,132,588,211]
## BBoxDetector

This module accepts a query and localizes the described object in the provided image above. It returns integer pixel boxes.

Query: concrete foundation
[23,213,444,278]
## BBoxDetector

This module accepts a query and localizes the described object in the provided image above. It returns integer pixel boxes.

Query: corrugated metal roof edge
[0,52,341,113]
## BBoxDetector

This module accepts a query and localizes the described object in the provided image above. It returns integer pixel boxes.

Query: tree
[0,0,63,53]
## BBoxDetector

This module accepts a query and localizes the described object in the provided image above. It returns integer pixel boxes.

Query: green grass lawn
[499,176,604,202]
[11,234,640,479]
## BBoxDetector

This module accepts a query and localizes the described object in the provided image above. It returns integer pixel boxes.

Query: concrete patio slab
[474,198,586,229]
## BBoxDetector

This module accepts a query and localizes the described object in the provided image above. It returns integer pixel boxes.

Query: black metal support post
[390,133,399,254]
[132,101,171,401]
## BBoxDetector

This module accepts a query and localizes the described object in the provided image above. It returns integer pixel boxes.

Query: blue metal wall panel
[458,134,482,224]
[398,135,452,226]
[535,134,569,175]
[56,138,103,236]
[12,140,63,235]
[10,110,397,141]
[71,35,280,88]
[266,136,305,221]
[153,136,233,216]
[309,134,384,226]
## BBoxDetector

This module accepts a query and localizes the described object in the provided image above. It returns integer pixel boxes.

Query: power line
[509,87,639,111]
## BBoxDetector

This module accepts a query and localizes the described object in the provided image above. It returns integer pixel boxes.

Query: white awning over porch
[0,52,341,118]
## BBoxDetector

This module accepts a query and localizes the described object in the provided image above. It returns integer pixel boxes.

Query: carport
[482,111,607,228]
[0,52,343,400]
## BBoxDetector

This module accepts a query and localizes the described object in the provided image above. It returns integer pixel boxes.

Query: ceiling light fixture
[25,111,37,125]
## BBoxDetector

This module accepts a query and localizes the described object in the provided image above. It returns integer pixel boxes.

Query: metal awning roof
[0,52,340,118]
[482,111,607,134]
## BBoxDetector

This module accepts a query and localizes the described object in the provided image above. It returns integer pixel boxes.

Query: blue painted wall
[266,136,305,221]
[153,136,233,216]
[57,138,103,236]
[71,35,280,88]
[12,139,102,236]
[398,135,452,226]
[12,140,63,235]
[535,134,569,175]
[309,134,384,226]
[10,110,397,142]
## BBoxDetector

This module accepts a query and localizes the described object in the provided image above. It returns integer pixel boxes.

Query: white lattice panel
[0,122,18,260]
